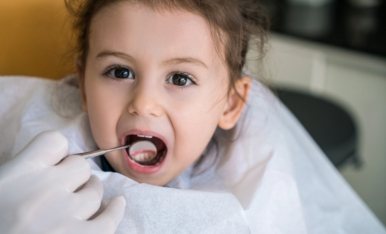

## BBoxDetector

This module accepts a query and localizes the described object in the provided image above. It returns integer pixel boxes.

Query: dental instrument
[71,140,158,160]
[71,145,130,158]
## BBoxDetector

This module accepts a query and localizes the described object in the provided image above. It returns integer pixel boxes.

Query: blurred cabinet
[247,33,386,225]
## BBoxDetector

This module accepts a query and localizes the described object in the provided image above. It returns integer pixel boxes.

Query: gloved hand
[0,131,125,234]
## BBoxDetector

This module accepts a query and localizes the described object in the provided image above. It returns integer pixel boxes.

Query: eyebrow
[96,50,208,69]
[163,57,208,69]
[96,51,135,62]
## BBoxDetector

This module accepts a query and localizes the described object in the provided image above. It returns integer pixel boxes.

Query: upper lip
[120,129,168,147]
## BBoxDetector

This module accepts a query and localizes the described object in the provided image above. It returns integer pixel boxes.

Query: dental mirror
[71,140,157,159]
[128,140,158,164]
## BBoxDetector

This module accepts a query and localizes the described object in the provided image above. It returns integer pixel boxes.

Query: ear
[77,61,88,112]
[218,76,252,130]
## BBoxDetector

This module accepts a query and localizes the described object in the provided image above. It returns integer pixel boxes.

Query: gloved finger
[87,196,126,234]
[52,155,91,192]
[16,130,68,167]
[72,175,103,221]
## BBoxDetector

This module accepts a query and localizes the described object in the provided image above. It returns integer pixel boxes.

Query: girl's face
[82,2,249,185]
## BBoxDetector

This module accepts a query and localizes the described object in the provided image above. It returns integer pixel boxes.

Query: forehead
[88,2,225,65]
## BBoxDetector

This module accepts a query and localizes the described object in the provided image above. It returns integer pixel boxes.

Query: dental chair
[276,87,361,169]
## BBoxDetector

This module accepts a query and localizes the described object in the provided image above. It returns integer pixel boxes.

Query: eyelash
[103,65,135,80]
[166,72,197,88]
[102,65,197,87]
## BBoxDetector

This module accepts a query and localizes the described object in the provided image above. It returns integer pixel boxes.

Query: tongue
[129,140,158,164]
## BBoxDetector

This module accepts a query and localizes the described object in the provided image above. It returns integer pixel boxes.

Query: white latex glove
[0,131,125,234]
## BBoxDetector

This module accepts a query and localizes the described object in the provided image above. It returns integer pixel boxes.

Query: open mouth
[125,134,167,166]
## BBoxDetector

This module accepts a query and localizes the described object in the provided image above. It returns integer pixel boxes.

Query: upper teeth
[137,134,153,139]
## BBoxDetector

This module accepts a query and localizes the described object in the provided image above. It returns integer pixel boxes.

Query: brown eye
[104,66,135,80]
[167,73,194,87]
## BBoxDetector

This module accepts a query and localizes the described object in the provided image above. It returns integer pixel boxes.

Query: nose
[127,83,163,117]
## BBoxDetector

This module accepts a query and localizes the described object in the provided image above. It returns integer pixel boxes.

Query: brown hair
[66,0,269,91]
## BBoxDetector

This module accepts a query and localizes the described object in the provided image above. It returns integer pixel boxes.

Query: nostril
[127,97,163,117]
[127,103,139,115]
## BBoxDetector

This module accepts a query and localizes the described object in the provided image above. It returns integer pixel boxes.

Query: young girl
[0,0,384,233]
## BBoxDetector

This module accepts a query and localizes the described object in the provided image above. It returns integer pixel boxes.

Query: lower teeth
[132,151,157,163]
[129,140,158,165]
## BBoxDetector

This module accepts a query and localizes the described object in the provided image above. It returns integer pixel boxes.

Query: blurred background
[263,0,386,56]
[0,0,74,79]
[246,0,386,226]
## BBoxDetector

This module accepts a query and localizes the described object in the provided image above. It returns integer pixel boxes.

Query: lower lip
[122,149,164,174]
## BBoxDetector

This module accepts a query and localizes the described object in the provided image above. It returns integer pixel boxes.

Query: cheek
[84,78,122,146]
[171,97,226,156]
[170,85,228,132]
